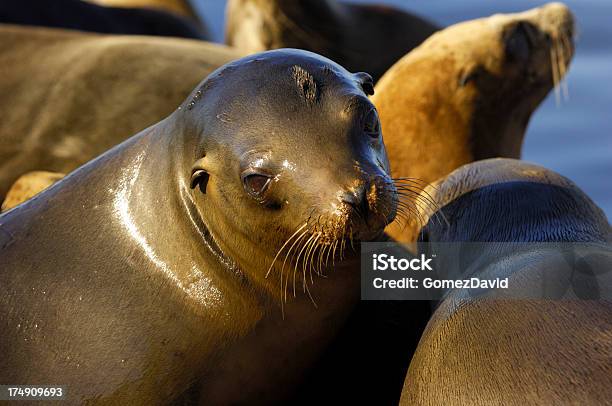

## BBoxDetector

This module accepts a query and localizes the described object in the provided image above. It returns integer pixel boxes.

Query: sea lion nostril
[341,184,369,219]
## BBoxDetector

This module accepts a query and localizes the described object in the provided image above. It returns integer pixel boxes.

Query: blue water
[192,0,612,219]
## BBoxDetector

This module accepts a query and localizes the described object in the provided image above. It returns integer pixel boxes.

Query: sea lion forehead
[190,49,362,109]
[232,48,352,81]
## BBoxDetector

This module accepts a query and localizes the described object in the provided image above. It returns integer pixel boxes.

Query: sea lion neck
[131,118,245,278]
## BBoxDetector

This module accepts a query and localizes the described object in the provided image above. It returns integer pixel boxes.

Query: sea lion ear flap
[190,157,209,193]
[355,72,375,96]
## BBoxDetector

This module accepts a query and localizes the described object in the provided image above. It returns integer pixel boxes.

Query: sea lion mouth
[264,175,437,276]
[261,175,440,305]
[524,4,575,96]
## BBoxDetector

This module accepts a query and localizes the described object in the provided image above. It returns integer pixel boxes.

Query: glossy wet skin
[184,49,396,292]
[0,49,398,403]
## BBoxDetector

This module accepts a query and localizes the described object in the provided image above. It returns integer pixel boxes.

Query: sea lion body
[86,0,199,21]
[0,0,207,39]
[0,24,242,199]
[373,3,575,242]
[225,0,438,81]
[401,158,612,405]
[1,171,63,212]
[0,49,398,404]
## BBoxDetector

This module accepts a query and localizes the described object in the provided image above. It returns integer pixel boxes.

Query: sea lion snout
[336,174,397,240]
[537,2,575,39]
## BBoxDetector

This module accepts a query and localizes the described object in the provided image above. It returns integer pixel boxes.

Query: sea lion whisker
[332,240,339,267]
[303,274,318,308]
[391,176,430,183]
[402,196,448,228]
[395,199,429,229]
[557,37,570,101]
[408,192,448,226]
[393,181,439,200]
[295,233,317,297]
[301,234,315,286]
[324,240,333,268]
[282,230,310,303]
[316,240,326,276]
[340,224,347,260]
[397,205,426,230]
[392,177,438,191]
[392,208,411,226]
[307,237,318,281]
[305,233,320,285]
[550,37,561,106]
[310,234,323,279]
[395,187,441,213]
[393,183,442,213]
[266,223,308,278]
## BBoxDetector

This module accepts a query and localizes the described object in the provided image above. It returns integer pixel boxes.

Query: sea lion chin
[374,3,575,242]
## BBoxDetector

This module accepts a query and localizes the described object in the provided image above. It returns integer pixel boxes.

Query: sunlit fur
[374,3,576,242]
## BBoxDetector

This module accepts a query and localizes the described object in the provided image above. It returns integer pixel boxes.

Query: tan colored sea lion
[0,24,243,199]
[0,49,399,404]
[1,171,64,212]
[374,2,575,242]
[86,0,198,20]
[401,158,611,405]
[225,0,439,81]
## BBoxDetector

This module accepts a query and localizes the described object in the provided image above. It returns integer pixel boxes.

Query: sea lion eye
[242,173,271,198]
[364,108,381,138]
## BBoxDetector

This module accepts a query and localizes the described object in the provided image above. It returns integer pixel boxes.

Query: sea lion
[0,0,207,39]
[225,0,439,81]
[86,0,198,20]
[401,158,612,405]
[0,24,242,199]
[0,49,399,404]
[1,171,64,212]
[374,3,575,242]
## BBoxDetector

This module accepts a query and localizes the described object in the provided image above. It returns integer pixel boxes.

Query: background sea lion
[0,0,207,39]
[0,49,400,404]
[225,0,439,81]
[0,24,242,199]
[0,5,563,211]
[1,171,63,212]
[401,158,612,405]
[86,0,198,20]
[374,3,575,242]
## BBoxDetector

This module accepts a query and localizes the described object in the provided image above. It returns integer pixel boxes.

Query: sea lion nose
[341,181,370,221]
[540,2,575,41]
[340,176,388,223]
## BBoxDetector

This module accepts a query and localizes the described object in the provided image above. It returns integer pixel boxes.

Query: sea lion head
[375,3,576,242]
[375,2,575,169]
[179,49,397,294]
[415,158,610,243]
[434,2,575,158]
